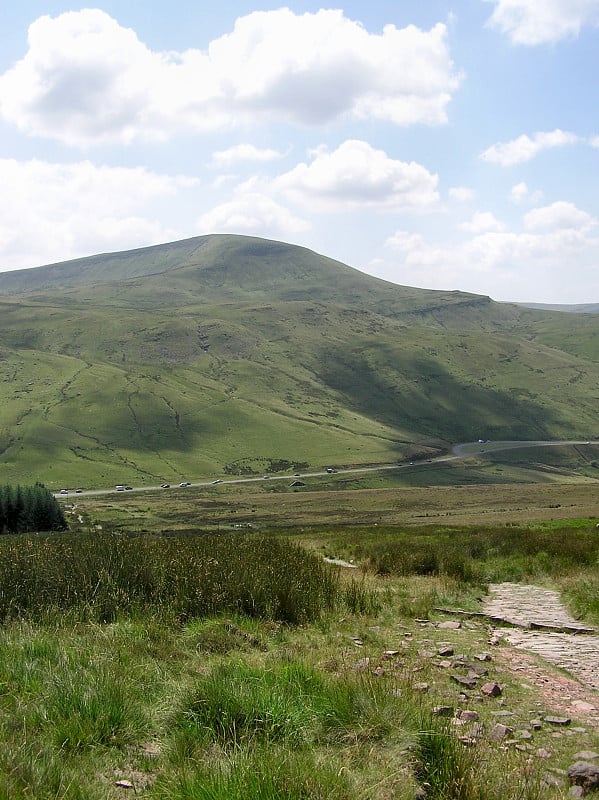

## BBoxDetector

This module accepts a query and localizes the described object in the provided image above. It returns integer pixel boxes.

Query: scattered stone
[353,657,370,671]
[474,652,492,662]
[530,719,543,730]
[458,736,477,746]
[471,722,485,739]
[414,786,427,800]
[418,649,435,659]
[438,646,454,656]
[438,659,452,668]
[567,761,599,791]
[432,705,454,717]
[481,681,502,697]
[488,723,513,741]
[437,621,461,630]
[383,650,400,658]
[545,716,571,726]
[542,773,565,788]
[572,701,596,713]
[569,786,584,798]
[459,710,480,722]
[115,781,134,789]
[451,674,478,689]
[574,752,599,761]
[536,748,552,759]
[516,730,533,740]
[351,638,363,647]
[413,682,429,693]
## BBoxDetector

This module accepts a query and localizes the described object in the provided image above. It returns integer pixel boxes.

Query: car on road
[59,489,68,494]
[160,483,170,488]
[179,481,191,487]
[211,479,223,484]
[125,486,133,490]
[263,475,270,479]
[75,488,83,493]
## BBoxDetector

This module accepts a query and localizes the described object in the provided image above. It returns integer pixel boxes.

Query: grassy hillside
[0,235,598,488]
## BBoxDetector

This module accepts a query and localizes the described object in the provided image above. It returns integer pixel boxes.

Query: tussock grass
[322,523,599,584]
[0,531,345,624]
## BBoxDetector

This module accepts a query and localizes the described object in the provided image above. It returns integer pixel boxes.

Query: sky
[0,1,598,303]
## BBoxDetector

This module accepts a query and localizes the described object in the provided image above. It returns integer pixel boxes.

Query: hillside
[0,234,598,489]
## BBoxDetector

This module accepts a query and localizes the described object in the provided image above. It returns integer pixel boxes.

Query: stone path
[484,583,599,691]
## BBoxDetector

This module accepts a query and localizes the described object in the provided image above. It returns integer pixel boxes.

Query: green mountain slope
[0,235,597,489]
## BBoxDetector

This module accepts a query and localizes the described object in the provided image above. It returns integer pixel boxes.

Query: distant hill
[0,234,598,488]
[514,302,599,314]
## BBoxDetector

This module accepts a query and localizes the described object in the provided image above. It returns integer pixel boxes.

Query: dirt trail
[484,583,599,692]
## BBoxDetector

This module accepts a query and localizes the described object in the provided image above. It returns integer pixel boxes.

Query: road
[53,439,597,499]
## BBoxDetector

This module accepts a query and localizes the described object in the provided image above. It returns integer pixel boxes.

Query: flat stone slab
[484,583,599,690]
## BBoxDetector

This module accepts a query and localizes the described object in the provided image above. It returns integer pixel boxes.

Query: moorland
[0,234,598,798]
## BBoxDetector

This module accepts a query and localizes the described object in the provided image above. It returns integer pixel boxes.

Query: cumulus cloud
[480,129,579,166]
[275,140,440,211]
[0,158,194,269]
[510,182,544,205]
[0,8,463,146]
[484,0,599,45]
[459,211,506,233]
[449,186,475,202]
[196,191,309,238]
[523,200,597,231]
[210,144,285,167]
[383,200,599,302]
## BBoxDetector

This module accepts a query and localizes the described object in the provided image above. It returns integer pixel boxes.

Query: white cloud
[196,192,309,238]
[0,158,193,269]
[590,135,599,148]
[275,140,440,211]
[480,129,579,166]
[210,144,285,167]
[0,9,463,146]
[510,182,544,204]
[459,211,506,233]
[383,201,599,302]
[523,200,597,231]
[449,186,475,202]
[484,0,599,45]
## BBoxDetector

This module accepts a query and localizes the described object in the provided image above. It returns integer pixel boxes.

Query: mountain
[0,234,598,489]
[515,302,599,314]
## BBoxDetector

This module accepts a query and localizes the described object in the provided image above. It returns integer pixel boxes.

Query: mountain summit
[0,234,597,488]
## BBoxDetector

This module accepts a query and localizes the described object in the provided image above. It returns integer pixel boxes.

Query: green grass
[1,235,598,488]
[0,515,595,799]
[0,531,351,624]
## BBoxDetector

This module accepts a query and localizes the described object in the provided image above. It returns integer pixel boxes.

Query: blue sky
[0,1,598,302]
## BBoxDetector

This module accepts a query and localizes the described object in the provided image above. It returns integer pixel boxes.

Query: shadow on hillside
[319,346,563,442]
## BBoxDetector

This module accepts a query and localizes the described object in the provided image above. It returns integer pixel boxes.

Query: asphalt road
[53,439,597,499]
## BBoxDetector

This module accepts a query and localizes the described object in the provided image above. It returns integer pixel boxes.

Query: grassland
[0,485,598,799]
[1,234,598,488]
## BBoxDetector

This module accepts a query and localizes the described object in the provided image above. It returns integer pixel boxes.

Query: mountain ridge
[0,234,597,488]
